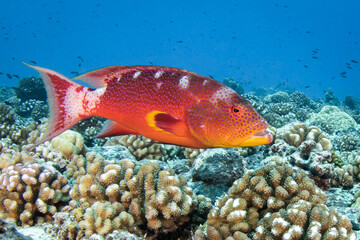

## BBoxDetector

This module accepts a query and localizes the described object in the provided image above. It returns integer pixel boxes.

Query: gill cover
[186,100,222,147]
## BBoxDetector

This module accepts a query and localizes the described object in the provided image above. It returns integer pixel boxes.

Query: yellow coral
[51,130,86,159]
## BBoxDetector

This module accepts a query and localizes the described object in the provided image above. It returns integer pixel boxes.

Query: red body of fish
[26,64,273,148]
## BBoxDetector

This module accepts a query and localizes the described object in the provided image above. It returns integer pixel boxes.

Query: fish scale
[25,63,273,148]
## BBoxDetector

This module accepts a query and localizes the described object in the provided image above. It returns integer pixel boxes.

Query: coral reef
[289,91,312,108]
[191,148,246,201]
[307,106,357,134]
[71,117,105,146]
[264,91,290,103]
[0,150,70,226]
[51,130,87,159]
[282,123,332,151]
[334,131,360,151]
[184,148,205,166]
[14,77,47,102]
[16,99,48,120]
[0,103,16,139]
[65,154,204,237]
[254,201,356,239]
[203,163,356,239]
[105,135,181,161]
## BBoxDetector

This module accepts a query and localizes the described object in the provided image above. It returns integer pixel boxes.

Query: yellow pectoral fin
[146,111,188,137]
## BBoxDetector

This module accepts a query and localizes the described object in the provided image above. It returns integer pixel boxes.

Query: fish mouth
[239,129,274,147]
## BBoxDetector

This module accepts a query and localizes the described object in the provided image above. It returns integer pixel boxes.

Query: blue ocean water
[0,0,359,99]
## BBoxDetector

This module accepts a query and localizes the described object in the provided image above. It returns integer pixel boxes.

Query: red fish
[25,64,273,148]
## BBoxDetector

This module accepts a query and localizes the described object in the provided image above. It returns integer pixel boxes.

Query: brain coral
[203,163,355,239]
[67,154,202,237]
[307,106,357,134]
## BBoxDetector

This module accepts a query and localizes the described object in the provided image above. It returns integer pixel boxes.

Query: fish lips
[238,129,274,147]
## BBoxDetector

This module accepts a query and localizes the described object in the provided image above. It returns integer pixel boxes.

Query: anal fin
[96,120,138,138]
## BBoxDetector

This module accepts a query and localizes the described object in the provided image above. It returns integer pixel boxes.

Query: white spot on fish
[202,80,208,86]
[209,86,236,104]
[156,82,163,89]
[179,75,190,89]
[117,76,121,82]
[154,71,164,79]
[133,71,141,78]
[84,87,106,113]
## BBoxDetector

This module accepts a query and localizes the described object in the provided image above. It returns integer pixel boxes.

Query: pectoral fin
[146,111,188,137]
[96,120,138,138]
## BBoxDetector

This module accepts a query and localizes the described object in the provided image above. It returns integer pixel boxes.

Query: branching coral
[66,155,201,237]
[184,148,205,166]
[0,151,70,226]
[105,135,181,161]
[282,123,332,151]
[207,162,353,239]
[254,201,356,239]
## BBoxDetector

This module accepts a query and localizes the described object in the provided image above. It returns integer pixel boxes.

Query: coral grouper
[25,64,273,148]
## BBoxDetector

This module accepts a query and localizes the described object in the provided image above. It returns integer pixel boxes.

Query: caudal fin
[24,63,101,145]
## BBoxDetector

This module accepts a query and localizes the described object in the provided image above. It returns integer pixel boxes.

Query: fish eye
[232,106,240,114]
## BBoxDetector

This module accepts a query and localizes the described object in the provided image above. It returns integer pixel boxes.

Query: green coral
[328,150,345,167]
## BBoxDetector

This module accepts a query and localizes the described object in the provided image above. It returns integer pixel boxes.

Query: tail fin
[24,63,101,145]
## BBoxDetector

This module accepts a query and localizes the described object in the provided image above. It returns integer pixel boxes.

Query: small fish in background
[12,75,19,79]
[312,56,318,59]
[351,59,358,63]
[77,56,84,61]
[71,71,80,76]
[0,72,3,75]
[208,75,214,79]
[25,63,273,149]
[29,60,37,64]
[340,71,347,78]
[6,73,12,79]
[78,63,82,67]
[305,85,311,89]
[304,65,308,68]
[346,66,352,69]
[176,40,183,43]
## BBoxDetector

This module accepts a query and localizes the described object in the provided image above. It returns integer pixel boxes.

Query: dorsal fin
[74,66,130,88]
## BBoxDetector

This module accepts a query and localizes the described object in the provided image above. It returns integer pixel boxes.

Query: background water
[0,0,359,99]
